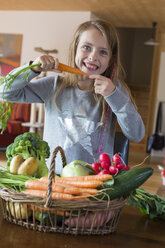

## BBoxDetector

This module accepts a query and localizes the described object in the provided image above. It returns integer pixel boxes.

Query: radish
[112,153,121,165]
[116,163,124,170]
[91,162,102,173]
[98,169,110,175]
[99,153,111,163]
[109,165,118,175]
[124,165,130,171]
[100,161,110,170]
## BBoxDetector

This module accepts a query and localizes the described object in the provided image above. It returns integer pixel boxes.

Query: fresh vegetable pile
[0,164,153,202]
[0,139,154,225]
[6,132,50,178]
[0,163,153,224]
[92,153,130,175]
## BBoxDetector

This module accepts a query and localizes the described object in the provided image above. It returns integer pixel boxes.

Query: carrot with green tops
[58,63,88,76]
[0,61,88,133]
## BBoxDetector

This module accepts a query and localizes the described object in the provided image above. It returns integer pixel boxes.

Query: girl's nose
[89,50,97,61]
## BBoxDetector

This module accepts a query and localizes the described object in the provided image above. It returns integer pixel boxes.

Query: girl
[0,20,145,173]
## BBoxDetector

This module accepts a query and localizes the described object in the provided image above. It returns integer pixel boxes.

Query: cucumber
[94,167,153,201]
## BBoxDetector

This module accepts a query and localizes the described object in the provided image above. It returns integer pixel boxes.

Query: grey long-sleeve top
[0,65,145,173]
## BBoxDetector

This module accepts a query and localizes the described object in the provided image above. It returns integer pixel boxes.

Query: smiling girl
[0,20,145,173]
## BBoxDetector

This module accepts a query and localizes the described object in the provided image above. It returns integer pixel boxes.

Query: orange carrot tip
[58,63,88,76]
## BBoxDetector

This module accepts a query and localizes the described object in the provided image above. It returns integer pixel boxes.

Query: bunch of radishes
[91,153,130,176]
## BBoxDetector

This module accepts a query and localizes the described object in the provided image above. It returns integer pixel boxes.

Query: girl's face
[75,27,110,75]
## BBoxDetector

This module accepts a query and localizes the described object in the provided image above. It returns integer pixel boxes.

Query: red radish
[99,153,111,163]
[91,162,102,173]
[101,161,110,170]
[116,164,124,170]
[98,169,110,175]
[112,153,121,165]
[124,165,130,171]
[109,165,118,175]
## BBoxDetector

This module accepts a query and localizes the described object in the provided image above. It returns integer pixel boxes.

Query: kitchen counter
[0,201,165,248]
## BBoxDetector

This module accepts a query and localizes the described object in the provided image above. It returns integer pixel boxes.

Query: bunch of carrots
[23,174,112,202]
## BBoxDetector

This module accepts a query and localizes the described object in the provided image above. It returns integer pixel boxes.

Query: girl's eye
[100,50,108,56]
[83,45,91,51]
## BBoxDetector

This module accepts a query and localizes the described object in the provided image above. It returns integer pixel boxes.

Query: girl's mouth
[83,62,99,72]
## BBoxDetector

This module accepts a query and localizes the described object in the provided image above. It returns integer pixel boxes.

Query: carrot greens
[0,63,41,133]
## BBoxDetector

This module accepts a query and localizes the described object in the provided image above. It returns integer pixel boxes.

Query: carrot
[25,180,65,193]
[61,180,103,188]
[58,63,88,76]
[23,189,74,200]
[40,174,112,183]
[25,180,98,195]
[40,178,103,188]
[63,186,98,195]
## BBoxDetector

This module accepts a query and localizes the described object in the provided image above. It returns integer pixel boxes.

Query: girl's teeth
[86,64,97,70]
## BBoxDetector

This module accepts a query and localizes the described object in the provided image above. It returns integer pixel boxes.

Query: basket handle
[44,146,66,208]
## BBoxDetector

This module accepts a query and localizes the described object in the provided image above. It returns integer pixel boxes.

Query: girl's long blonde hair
[55,20,135,121]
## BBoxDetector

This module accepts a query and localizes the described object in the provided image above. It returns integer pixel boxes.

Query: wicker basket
[0,146,127,235]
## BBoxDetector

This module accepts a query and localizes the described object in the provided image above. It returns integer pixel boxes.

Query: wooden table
[0,201,165,248]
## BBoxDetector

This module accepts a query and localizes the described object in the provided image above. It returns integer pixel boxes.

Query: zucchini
[94,167,153,201]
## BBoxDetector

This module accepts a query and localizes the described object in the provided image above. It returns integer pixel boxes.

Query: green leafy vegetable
[127,188,165,220]
[0,63,40,132]
[0,166,37,192]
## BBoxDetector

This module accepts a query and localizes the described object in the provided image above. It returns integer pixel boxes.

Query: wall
[0,11,91,65]
[118,27,154,85]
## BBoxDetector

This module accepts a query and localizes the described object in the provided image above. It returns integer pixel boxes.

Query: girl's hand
[89,74,116,97]
[31,55,62,73]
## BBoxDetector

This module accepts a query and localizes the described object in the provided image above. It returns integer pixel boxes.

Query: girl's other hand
[32,55,62,73]
[89,74,116,97]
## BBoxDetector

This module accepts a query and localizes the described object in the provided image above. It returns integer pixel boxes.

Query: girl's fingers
[41,55,55,70]
[33,55,62,73]
[89,74,105,80]
[52,57,59,70]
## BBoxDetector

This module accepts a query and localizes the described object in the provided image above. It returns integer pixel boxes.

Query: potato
[6,202,31,219]
[17,157,38,176]
[10,155,24,174]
